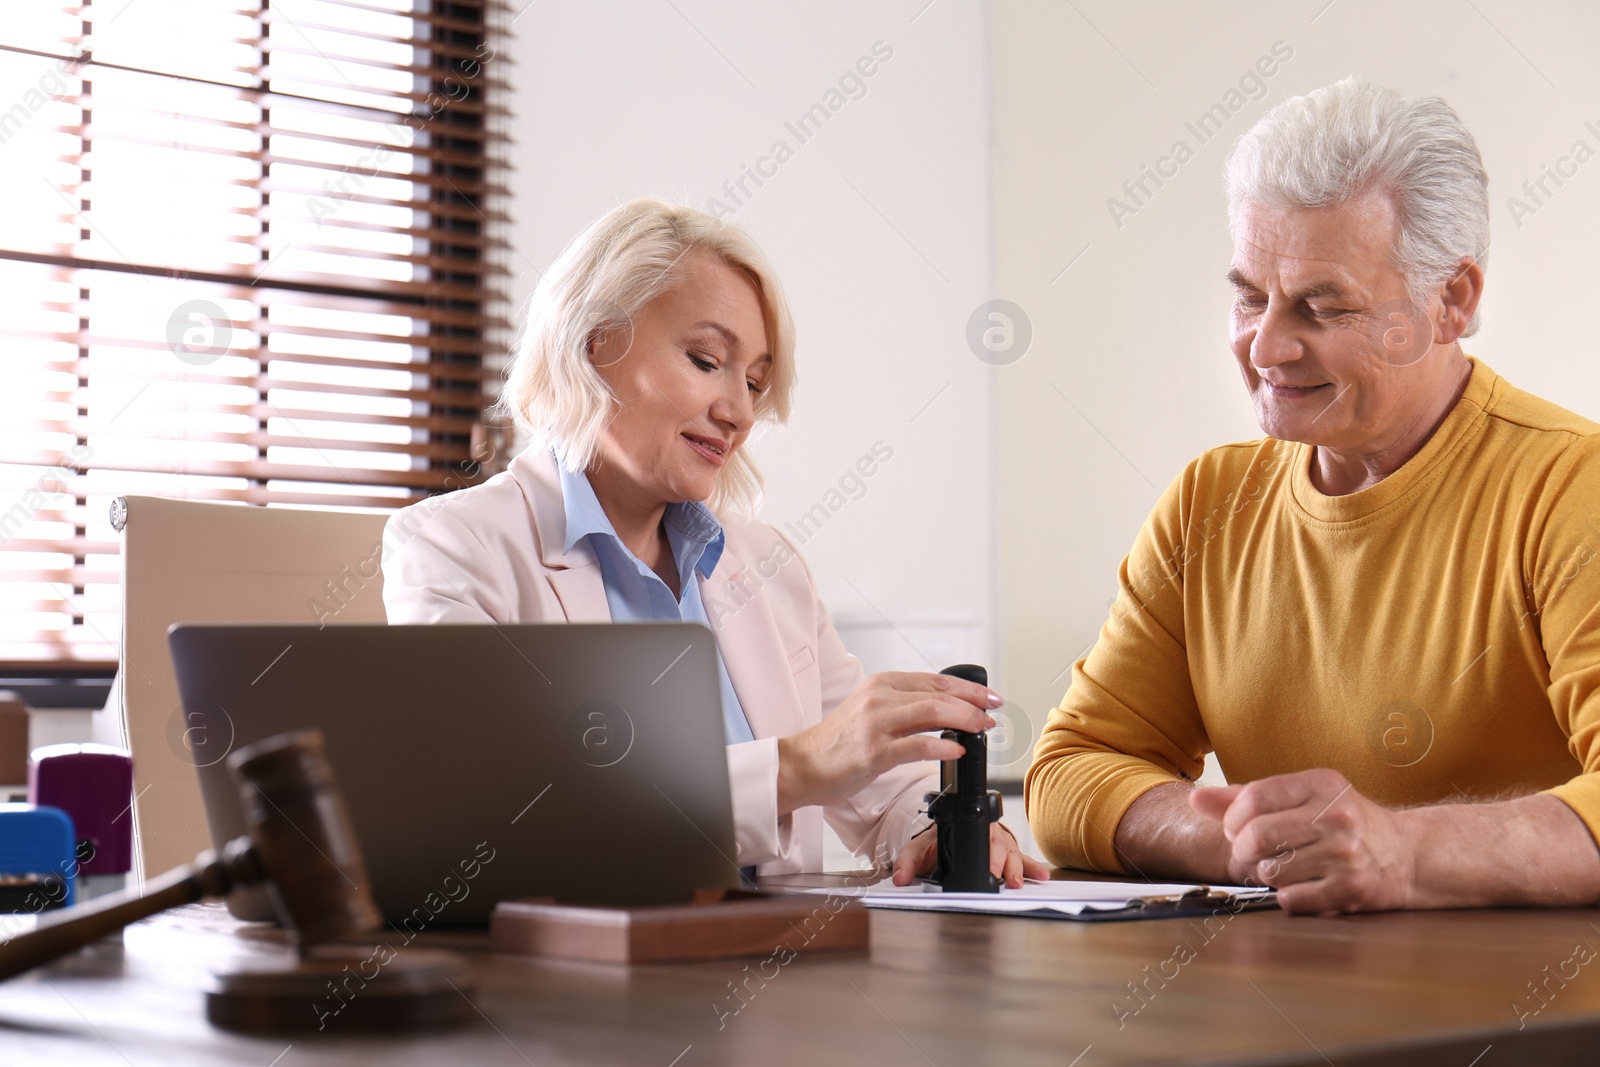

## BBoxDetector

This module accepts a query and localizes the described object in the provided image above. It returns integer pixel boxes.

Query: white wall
[508,0,1600,795]
[506,1,1000,681]
[992,0,1600,767]
[37,0,1600,845]
[18,4,1003,870]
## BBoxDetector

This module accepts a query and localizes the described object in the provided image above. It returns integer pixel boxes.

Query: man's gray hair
[1224,77,1490,335]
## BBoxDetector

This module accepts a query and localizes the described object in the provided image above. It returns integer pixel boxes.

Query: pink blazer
[381,448,935,873]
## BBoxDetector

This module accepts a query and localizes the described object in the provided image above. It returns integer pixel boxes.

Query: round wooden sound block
[206,946,474,1034]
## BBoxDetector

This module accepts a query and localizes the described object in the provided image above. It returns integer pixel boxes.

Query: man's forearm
[1124,779,1600,908]
[1403,793,1600,909]
[1113,781,1234,884]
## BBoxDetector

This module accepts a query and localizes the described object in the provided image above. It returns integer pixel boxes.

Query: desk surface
[2,874,1599,1066]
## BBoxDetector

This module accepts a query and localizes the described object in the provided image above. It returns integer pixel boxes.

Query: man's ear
[1435,255,1484,344]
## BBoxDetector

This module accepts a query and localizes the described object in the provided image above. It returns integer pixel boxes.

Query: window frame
[0,0,513,675]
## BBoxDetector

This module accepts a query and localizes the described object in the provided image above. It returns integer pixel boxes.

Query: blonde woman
[383,200,1044,885]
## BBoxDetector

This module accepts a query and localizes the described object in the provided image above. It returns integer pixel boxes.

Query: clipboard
[1034,886,1280,923]
[852,880,1279,922]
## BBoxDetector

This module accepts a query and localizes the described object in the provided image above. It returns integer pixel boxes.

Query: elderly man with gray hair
[1027,77,1600,914]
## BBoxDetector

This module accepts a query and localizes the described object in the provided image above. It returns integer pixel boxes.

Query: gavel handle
[0,844,257,982]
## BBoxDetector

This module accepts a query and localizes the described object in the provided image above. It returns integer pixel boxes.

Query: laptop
[167,622,740,926]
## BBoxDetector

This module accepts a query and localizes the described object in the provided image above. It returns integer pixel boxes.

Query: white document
[810,879,1275,917]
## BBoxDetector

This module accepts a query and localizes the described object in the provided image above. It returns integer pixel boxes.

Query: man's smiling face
[1227,190,1436,450]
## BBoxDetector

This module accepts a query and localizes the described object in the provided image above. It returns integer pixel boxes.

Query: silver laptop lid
[168,622,739,925]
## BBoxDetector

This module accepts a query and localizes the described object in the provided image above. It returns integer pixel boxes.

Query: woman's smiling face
[588,247,773,506]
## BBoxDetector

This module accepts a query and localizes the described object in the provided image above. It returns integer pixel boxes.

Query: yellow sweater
[1026,356,1600,873]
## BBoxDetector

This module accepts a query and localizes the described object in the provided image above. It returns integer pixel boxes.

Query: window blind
[0,0,513,671]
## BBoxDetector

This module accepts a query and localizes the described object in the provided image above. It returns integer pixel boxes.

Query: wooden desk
[2,876,1599,1065]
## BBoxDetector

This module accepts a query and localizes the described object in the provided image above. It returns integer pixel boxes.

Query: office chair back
[112,495,390,877]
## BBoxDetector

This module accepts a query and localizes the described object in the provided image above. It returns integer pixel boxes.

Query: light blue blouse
[557,461,756,745]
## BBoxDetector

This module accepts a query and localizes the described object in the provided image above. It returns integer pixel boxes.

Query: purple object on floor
[28,744,134,877]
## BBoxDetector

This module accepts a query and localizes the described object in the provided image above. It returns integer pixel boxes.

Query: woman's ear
[585,306,636,370]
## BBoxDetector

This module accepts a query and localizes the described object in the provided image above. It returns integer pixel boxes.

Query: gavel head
[225,730,381,951]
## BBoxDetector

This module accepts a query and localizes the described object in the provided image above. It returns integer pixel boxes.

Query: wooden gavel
[0,729,381,981]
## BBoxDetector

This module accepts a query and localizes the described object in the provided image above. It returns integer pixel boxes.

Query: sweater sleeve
[1530,436,1600,842]
[1025,464,1212,873]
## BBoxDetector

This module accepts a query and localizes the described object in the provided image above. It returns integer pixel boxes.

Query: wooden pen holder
[490,888,869,964]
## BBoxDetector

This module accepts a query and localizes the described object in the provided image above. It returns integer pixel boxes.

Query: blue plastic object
[0,803,77,910]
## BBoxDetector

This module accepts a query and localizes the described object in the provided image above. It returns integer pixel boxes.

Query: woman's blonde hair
[500,199,796,516]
